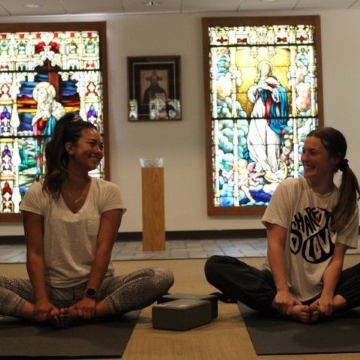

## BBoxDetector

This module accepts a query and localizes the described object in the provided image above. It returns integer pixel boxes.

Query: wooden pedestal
[141,167,165,251]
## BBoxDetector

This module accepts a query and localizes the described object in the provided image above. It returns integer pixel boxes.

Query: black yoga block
[158,293,218,319]
[152,299,212,331]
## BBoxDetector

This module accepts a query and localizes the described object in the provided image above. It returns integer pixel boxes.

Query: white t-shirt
[262,177,358,301]
[20,178,126,288]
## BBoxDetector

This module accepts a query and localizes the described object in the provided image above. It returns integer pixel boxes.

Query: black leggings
[204,255,360,312]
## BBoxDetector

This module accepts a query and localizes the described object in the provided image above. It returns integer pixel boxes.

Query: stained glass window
[0,22,108,221]
[202,16,324,215]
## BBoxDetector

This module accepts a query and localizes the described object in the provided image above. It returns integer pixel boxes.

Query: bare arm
[315,242,347,316]
[71,208,123,318]
[87,208,123,291]
[266,222,301,314]
[23,210,57,321]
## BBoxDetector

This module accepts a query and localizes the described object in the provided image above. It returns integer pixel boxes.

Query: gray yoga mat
[238,302,360,355]
[0,310,140,359]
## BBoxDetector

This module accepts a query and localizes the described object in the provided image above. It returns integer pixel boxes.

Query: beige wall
[2,9,360,236]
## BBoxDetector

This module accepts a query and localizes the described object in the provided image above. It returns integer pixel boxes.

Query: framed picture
[202,16,324,216]
[127,56,181,121]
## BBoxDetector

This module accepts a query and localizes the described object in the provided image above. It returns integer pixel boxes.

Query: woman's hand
[34,299,58,322]
[273,290,301,316]
[71,297,97,319]
[314,294,334,317]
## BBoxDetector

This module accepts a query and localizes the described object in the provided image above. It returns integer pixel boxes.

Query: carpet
[238,302,360,355]
[0,310,140,359]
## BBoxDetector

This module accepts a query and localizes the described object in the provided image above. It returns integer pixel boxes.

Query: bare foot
[54,308,82,329]
[333,294,347,311]
[48,308,62,328]
[291,304,312,323]
[309,303,320,323]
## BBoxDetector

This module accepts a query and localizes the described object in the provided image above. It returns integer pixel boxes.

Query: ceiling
[0,0,359,17]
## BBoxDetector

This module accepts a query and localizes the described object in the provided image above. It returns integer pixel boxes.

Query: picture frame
[0,21,109,222]
[127,56,181,121]
[202,16,324,216]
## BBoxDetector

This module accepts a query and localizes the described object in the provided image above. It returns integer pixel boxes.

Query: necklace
[73,187,87,204]
[63,180,90,204]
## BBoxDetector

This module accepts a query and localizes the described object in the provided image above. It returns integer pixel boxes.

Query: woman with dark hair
[0,112,174,328]
[205,127,360,323]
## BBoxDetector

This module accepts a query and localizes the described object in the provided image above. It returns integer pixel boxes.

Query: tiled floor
[1,237,360,264]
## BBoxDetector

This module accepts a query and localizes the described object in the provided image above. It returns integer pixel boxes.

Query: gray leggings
[0,267,174,317]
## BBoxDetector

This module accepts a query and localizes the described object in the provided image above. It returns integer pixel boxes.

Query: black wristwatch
[84,288,97,299]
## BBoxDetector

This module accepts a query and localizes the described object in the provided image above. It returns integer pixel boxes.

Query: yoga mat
[238,302,360,355]
[0,310,140,359]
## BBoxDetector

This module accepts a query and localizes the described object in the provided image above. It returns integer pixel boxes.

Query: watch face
[86,288,96,297]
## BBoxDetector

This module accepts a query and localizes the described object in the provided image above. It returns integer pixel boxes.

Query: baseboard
[0,229,267,244]
[0,235,26,244]
[118,229,266,241]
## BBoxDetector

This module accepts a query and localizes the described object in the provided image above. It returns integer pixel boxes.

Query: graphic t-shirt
[262,177,358,301]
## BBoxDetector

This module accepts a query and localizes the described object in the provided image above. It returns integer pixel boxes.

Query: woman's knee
[0,274,10,285]
[153,267,174,290]
[204,255,225,279]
